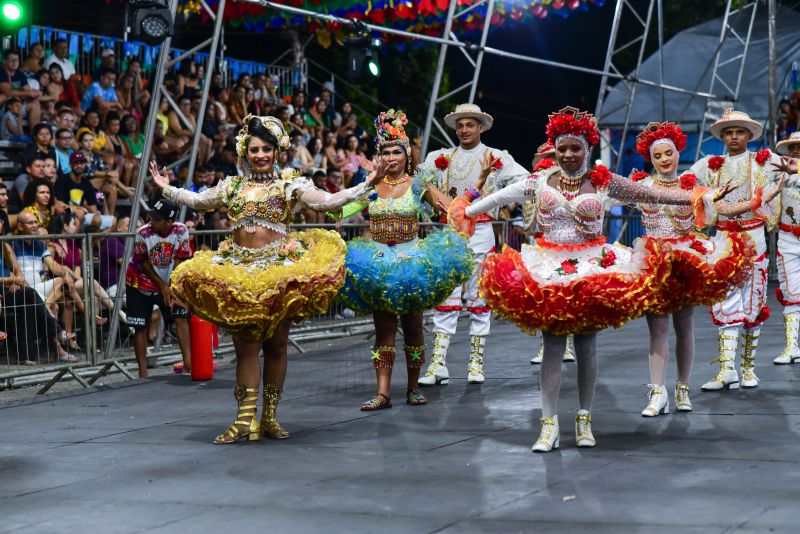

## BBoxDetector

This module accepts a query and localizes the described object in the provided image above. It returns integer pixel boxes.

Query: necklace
[557,173,582,200]
[383,174,408,186]
[654,175,677,188]
[250,172,274,181]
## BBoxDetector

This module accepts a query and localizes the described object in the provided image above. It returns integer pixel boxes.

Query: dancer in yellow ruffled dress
[150,114,384,444]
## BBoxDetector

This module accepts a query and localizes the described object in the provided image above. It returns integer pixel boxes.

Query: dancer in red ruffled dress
[631,122,770,417]
[449,107,726,452]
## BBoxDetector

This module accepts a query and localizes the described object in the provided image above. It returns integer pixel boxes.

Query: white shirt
[43,55,76,80]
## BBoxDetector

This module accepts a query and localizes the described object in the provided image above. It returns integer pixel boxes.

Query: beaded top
[637,175,693,238]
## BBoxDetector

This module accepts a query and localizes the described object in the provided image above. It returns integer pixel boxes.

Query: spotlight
[129,0,174,45]
[0,0,28,30]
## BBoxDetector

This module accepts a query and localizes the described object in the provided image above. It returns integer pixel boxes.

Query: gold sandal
[213,385,261,444]
[261,383,289,439]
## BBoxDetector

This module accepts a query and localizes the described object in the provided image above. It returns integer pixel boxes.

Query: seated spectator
[276,105,291,134]
[154,97,186,156]
[0,182,12,232]
[326,168,344,194]
[80,68,123,115]
[227,84,247,126]
[123,59,151,112]
[307,136,326,169]
[22,122,56,163]
[35,70,56,121]
[13,209,76,357]
[167,95,211,163]
[81,109,116,169]
[323,130,346,170]
[13,155,47,209]
[245,86,259,115]
[115,73,142,121]
[1,97,30,143]
[289,131,314,172]
[201,102,225,154]
[254,73,279,110]
[290,112,311,145]
[342,134,365,186]
[92,48,117,81]
[120,114,145,162]
[176,60,200,99]
[306,97,331,137]
[291,88,306,116]
[76,127,126,214]
[22,177,55,229]
[0,49,41,126]
[209,141,239,182]
[43,39,76,81]
[125,198,192,378]
[55,106,78,138]
[22,42,45,74]
[104,111,137,187]
[42,156,59,187]
[189,164,214,193]
[0,233,73,365]
[55,151,116,232]
[54,128,74,175]
[302,170,328,225]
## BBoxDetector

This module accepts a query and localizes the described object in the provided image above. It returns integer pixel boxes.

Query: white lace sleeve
[162,178,229,211]
[296,179,374,211]
[465,177,535,217]
[608,175,691,205]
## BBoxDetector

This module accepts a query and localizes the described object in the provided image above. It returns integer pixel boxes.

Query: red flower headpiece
[533,157,556,172]
[635,121,687,161]
[545,106,600,147]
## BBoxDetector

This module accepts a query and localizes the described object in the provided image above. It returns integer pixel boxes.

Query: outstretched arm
[608,174,692,205]
[152,161,228,211]
[465,178,535,217]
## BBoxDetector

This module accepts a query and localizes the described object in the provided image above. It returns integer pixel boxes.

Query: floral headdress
[635,121,687,161]
[235,114,291,158]
[545,106,600,148]
[374,109,410,152]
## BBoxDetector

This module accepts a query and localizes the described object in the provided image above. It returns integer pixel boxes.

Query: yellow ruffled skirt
[171,228,346,342]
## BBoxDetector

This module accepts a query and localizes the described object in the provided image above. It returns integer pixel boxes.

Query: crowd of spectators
[0,38,390,365]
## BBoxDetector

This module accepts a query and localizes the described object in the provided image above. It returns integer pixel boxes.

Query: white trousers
[777,229,800,316]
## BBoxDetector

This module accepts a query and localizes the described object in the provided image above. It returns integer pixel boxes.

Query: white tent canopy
[599,5,800,129]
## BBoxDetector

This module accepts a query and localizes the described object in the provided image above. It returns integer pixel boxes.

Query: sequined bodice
[368,185,418,219]
[227,175,291,233]
[368,185,421,245]
[537,184,606,244]
[638,176,693,238]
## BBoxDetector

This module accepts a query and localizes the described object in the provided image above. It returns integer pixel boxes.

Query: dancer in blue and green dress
[338,110,473,410]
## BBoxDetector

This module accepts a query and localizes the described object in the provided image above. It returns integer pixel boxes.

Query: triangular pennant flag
[16,28,27,48]
[69,34,79,58]
[83,35,94,53]
[30,28,40,45]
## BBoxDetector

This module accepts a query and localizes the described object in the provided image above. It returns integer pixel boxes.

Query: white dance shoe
[467,335,486,384]
[774,314,800,365]
[674,383,692,412]
[575,409,596,448]
[530,335,575,365]
[701,331,740,391]
[530,343,543,365]
[740,330,760,389]
[641,384,669,417]
[532,415,559,452]
[419,333,450,386]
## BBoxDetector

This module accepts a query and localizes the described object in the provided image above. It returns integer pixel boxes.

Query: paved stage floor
[2,292,800,533]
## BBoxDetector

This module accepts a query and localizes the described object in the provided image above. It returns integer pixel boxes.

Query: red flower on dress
[491,155,503,170]
[434,154,449,170]
[755,149,771,166]
[533,157,556,172]
[708,156,725,172]
[690,239,707,254]
[679,173,697,190]
[631,171,649,182]
[559,259,578,274]
[589,164,612,189]
[600,248,616,268]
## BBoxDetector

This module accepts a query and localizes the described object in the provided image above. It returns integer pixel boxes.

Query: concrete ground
[1,291,799,533]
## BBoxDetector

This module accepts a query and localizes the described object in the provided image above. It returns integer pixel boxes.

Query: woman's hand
[366,157,389,187]
[357,154,375,173]
[772,156,797,175]
[477,150,502,189]
[149,161,170,189]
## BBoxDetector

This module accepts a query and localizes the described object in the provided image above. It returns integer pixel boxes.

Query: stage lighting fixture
[365,49,380,78]
[129,0,174,45]
[0,0,28,30]
[347,47,381,81]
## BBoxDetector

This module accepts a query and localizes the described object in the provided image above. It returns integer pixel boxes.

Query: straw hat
[444,103,494,131]
[776,131,800,155]
[709,108,763,140]
[535,141,555,157]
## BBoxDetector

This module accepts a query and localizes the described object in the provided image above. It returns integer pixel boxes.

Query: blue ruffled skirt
[338,228,473,315]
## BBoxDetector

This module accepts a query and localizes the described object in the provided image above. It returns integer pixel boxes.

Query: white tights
[645,306,694,386]
[539,332,597,418]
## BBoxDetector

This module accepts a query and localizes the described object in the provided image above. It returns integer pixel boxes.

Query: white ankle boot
[674,383,692,412]
[467,335,486,384]
[641,384,669,417]
[701,330,740,391]
[532,415,559,452]
[740,329,760,388]
[563,335,576,362]
[419,333,450,386]
[530,341,543,365]
[575,409,596,447]
[774,314,800,365]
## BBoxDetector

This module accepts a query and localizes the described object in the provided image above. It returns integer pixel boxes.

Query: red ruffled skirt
[645,232,754,316]
[479,236,668,336]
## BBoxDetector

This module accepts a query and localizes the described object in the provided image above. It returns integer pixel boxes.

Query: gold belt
[370,216,418,245]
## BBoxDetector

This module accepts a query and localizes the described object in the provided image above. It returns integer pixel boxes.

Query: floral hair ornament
[235,114,291,157]
[375,109,410,153]
[635,122,687,162]
[545,106,600,148]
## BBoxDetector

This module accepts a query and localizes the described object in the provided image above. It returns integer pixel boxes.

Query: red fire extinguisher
[190,315,214,381]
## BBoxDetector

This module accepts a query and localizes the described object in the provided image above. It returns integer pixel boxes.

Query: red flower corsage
[533,157,556,172]
[556,258,579,275]
[491,154,503,170]
[589,164,612,189]
[755,149,771,166]
[630,171,649,182]
[600,248,616,268]
[434,154,449,170]
[690,239,707,254]
[708,156,725,172]
[679,173,697,190]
